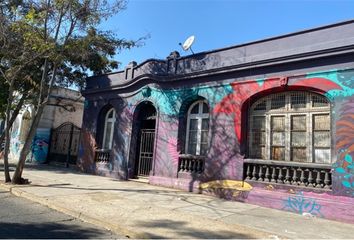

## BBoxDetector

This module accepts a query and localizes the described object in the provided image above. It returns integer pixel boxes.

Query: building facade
[79,20,354,223]
[10,87,84,163]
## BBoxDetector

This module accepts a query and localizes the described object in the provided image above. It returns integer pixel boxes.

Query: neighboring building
[10,87,84,164]
[79,20,354,223]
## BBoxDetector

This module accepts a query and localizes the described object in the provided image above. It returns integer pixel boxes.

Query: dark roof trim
[82,44,354,95]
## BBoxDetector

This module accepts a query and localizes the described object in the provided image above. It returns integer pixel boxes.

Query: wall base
[149,176,354,224]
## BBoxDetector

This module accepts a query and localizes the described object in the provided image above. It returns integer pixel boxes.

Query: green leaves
[1,0,141,90]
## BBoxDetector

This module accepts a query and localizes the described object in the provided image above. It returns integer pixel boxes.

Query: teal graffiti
[256,78,265,87]
[142,86,152,98]
[306,69,354,99]
[283,191,323,217]
[335,154,354,193]
[84,100,89,109]
[31,128,50,163]
[133,84,233,116]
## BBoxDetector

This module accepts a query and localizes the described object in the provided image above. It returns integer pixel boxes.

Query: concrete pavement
[0,190,121,239]
[1,164,353,239]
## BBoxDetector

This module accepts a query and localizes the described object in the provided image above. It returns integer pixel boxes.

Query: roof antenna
[179,35,195,54]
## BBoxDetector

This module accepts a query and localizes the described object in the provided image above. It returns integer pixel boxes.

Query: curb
[0,183,149,239]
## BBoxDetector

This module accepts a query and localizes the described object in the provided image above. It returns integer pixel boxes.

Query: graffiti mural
[335,154,354,191]
[81,57,354,222]
[31,128,51,163]
[214,76,344,143]
[283,191,323,217]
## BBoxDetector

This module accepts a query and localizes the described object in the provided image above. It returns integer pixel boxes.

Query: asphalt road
[0,189,123,239]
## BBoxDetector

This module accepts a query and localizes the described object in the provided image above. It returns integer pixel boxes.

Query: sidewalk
[0,164,353,239]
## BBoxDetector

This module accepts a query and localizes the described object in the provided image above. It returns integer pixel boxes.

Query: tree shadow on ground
[0,222,116,239]
[0,162,84,175]
[134,219,255,239]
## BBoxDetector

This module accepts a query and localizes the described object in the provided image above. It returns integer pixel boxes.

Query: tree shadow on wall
[186,85,247,194]
[146,82,246,194]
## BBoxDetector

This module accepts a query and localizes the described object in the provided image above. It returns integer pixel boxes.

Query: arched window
[102,108,116,150]
[186,100,210,155]
[249,91,331,164]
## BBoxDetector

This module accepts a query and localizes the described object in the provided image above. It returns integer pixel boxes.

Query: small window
[270,94,286,110]
[253,100,267,111]
[312,95,329,108]
[291,92,307,109]
[102,108,116,150]
[249,91,331,164]
[186,100,210,156]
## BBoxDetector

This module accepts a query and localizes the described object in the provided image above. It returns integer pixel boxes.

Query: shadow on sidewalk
[0,162,82,175]
[0,222,113,239]
[1,162,245,217]
[135,219,253,239]
[19,183,246,217]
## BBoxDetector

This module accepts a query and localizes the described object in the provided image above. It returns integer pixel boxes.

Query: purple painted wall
[79,20,354,223]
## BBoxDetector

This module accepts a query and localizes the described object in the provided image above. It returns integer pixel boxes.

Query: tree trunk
[3,119,11,182]
[11,104,45,184]
[12,60,56,184]
[2,79,14,182]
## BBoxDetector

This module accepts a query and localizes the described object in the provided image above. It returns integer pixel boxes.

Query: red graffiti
[291,78,343,92]
[214,77,342,143]
[336,97,354,166]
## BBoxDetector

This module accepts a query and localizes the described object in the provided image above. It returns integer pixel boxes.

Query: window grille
[312,95,329,108]
[291,92,307,109]
[254,100,267,111]
[249,91,331,164]
[270,94,286,110]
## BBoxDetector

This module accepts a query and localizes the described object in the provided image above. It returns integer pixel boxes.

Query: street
[0,189,123,239]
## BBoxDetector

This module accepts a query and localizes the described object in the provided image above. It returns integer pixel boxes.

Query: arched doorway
[131,101,157,178]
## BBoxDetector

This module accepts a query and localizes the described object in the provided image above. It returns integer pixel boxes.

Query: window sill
[244,158,332,169]
[95,149,111,153]
[244,159,332,189]
[179,154,206,160]
[244,179,332,192]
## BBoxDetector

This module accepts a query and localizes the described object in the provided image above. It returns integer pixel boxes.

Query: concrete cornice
[83,20,354,95]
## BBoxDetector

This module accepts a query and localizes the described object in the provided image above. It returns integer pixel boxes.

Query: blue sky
[102,0,354,70]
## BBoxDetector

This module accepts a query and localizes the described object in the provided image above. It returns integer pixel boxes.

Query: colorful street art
[334,153,354,196]
[333,90,354,196]
[31,128,50,163]
[81,63,354,223]
[283,191,323,217]
[214,76,343,143]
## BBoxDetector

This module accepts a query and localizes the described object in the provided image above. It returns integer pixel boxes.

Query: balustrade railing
[178,155,205,174]
[244,159,332,189]
[94,149,110,162]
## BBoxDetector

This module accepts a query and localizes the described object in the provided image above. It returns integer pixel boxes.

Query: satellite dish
[179,35,195,54]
